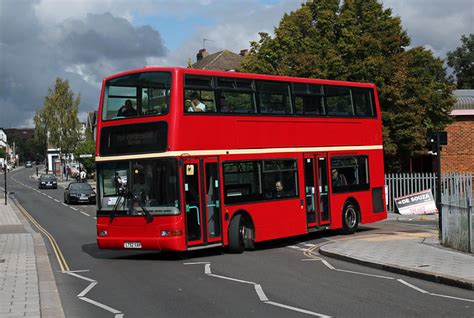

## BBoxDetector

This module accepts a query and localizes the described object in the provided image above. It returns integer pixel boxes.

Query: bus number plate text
[124,242,142,249]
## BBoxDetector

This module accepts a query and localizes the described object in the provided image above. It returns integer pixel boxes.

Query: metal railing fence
[385,173,437,212]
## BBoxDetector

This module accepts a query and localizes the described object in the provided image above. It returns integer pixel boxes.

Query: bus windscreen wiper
[130,194,153,223]
[110,191,126,222]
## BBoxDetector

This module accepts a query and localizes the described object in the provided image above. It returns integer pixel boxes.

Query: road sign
[79,154,93,158]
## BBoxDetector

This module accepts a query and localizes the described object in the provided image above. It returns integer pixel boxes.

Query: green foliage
[447,34,474,89]
[74,135,95,175]
[0,147,6,158]
[16,137,47,163]
[240,0,454,172]
[34,78,81,157]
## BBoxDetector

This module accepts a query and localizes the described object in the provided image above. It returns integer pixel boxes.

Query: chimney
[196,48,209,61]
[239,49,248,56]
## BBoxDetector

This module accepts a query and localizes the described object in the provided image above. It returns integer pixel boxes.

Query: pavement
[0,190,64,317]
[320,213,474,290]
[1,169,473,317]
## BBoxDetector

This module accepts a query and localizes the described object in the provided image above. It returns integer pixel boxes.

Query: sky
[0,0,472,128]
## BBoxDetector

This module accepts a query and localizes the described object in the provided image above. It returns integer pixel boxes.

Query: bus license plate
[124,242,142,249]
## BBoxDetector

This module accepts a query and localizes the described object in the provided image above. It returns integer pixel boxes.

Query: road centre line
[80,211,90,216]
[47,195,53,199]
[54,199,60,203]
[70,207,78,211]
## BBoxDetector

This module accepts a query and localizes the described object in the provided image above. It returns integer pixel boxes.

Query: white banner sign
[394,189,438,215]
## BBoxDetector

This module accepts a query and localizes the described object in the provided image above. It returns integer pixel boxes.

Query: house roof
[452,89,474,116]
[192,50,243,71]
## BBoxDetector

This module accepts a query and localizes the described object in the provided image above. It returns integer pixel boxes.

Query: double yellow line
[14,199,70,272]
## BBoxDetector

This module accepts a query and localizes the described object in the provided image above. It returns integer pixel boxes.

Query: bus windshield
[97,158,180,215]
[102,71,171,120]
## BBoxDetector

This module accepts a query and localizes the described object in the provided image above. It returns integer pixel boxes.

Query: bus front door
[304,154,330,228]
[184,159,222,247]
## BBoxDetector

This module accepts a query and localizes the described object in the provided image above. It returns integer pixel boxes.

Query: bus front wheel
[342,201,359,234]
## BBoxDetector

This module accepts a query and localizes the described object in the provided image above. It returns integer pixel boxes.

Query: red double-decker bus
[95,67,386,253]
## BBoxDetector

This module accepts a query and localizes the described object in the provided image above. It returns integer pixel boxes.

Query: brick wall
[440,116,474,173]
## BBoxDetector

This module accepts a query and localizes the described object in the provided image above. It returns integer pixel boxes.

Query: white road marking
[54,199,60,203]
[207,272,256,285]
[302,243,316,247]
[184,262,211,265]
[302,259,321,261]
[61,203,68,207]
[428,293,474,303]
[192,262,331,317]
[65,271,124,316]
[79,297,122,314]
[266,301,331,317]
[288,245,303,250]
[70,207,78,211]
[80,211,90,216]
[321,259,335,270]
[78,282,98,297]
[336,269,394,280]
[66,272,96,283]
[255,284,269,302]
[396,279,429,293]
[47,195,53,199]
[93,217,97,220]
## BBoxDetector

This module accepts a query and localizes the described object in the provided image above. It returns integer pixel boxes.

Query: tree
[34,78,81,162]
[240,0,454,171]
[73,135,95,177]
[447,34,474,89]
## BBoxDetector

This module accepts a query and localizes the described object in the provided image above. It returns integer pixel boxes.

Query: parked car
[25,161,33,168]
[64,182,96,205]
[38,174,57,189]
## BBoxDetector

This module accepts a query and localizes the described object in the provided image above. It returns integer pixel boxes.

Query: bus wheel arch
[341,198,360,234]
[228,211,255,253]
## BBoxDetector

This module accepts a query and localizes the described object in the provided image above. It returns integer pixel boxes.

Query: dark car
[38,174,57,189]
[64,182,96,205]
[25,161,33,168]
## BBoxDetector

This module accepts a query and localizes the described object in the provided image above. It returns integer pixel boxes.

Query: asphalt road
[2,167,473,318]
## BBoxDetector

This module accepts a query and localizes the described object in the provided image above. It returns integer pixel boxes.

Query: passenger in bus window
[186,92,206,112]
[272,180,287,198]
[219,96,233,113]
[331,169,347,187]
[117,99,138,117]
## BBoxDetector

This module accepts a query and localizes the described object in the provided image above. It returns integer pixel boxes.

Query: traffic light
[427,131,447,154]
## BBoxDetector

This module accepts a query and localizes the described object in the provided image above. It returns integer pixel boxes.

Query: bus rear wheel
[228,214,253,253]
[342,201,359,234]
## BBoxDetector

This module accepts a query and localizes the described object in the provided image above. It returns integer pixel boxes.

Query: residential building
[0,128,7,149]
[191,48,248,71]
[440,89,474,173]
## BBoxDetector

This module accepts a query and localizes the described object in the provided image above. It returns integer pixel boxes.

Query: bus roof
[103,67,376,89]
